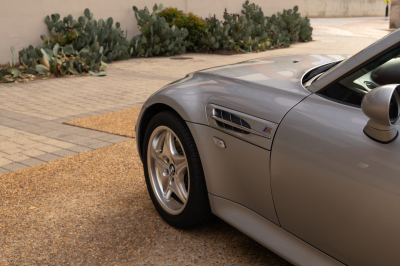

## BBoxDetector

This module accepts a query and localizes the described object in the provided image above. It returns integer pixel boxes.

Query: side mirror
[362,84,400,143]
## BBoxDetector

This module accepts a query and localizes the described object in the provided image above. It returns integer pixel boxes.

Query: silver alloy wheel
[147,126,190,215]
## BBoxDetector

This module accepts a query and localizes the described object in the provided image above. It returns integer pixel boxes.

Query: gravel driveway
[1,140,291,265]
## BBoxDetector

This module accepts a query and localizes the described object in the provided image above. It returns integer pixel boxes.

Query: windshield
[315,31,400,83]
[318,45,400,107]
[317,59,346,80]
[302,61,342,86]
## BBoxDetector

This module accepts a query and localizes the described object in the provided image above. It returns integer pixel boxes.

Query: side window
[318,46,400,107]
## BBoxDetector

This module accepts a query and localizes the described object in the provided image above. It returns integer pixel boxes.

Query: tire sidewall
[142,111,200,225]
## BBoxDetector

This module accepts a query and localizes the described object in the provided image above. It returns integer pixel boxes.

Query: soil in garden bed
[0,72,91,85]
[0,62,91,85]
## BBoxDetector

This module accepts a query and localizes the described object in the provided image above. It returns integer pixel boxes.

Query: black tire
[142,110,213,228]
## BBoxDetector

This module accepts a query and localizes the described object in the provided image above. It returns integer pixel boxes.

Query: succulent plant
[276,6,301,44]
[2,9,114,84]
[198,2,272,53]
[196,2,312,52]
[131,4,189,57]
[130,1,312,56]
[159,8,207,51]
[43,8,130,63]
[264,13,290,48]
[299,16,313,42]
[11,41,106,81]
[10,46,17,67]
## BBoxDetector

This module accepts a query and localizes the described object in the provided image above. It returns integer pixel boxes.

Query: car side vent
[213,109,251,134]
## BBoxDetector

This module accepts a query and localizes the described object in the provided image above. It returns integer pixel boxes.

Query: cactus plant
[195,2,312,52]
[129,1,312,55]
[10,46,16,67]
[299,16,313,42]
[159,8,207,50]
[43,8,131,63]
[0,41,106,83]
[131,4,189,57]
[277,6,301,44]
[198,3,272,53]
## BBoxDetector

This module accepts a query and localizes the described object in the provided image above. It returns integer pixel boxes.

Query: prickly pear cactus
[129,1,312,55]
[299,16,313,42]
[17,41,106,78]
[43,8,131,63]
[277,6,301,44]
[131,4,189,57]
[198,2,311,51]
[198,1,272,53]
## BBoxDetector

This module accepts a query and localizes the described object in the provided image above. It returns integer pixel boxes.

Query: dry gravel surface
[1,139,291,265]
[64,107,142,138]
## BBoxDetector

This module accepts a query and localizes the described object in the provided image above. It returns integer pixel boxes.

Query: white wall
[0,0,387,63]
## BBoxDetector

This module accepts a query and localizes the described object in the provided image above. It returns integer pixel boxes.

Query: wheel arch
[137,103,179,161]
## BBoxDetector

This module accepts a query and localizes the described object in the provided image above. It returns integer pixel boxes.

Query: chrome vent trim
[211,109,271,139]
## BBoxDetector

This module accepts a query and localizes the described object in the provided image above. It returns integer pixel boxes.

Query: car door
[271,93,400,266]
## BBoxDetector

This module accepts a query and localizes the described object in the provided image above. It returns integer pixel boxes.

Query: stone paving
[0,113,131,174]
[310,17,392,38]
[0,61,176,174]
[0,17,390,174]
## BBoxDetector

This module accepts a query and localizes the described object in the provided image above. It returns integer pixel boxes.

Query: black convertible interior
[317,48,400,107]
[371,58,400,85]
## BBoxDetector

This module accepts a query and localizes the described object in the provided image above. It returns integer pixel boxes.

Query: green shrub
[130,1,312,56]
[131,4,189,57]
[186,13,208,46]
[159,7,186,25]
[196,2,312,52]
[159,8,207,50]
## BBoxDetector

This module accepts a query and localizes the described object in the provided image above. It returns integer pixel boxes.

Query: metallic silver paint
[135,47,400,264]
[140,55,345,127]
[206,103,277,150]
[362,85,400,126]
[271,94,400,266]
[209,194,344,266]
[187,122,279,225]
[363,123,398,143]
[361,84,400,142]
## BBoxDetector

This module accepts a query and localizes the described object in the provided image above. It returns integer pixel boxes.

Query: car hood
[199,54,346,89]
[145,54,348,125]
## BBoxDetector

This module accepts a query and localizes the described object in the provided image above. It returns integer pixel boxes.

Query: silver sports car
[135,30,400,266]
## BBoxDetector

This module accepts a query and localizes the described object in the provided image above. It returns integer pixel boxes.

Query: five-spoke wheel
[147,126,189,215]
[142,110,213,228]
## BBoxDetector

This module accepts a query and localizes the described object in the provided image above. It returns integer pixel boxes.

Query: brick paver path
[0,28,385,174]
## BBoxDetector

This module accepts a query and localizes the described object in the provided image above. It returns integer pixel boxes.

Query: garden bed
[1,1,312,84]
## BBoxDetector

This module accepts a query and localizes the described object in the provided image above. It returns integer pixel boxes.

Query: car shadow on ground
[65,189,293,265]
[1,141,291,265]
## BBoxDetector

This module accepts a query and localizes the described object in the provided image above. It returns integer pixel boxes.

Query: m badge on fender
[263,127,273,134]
